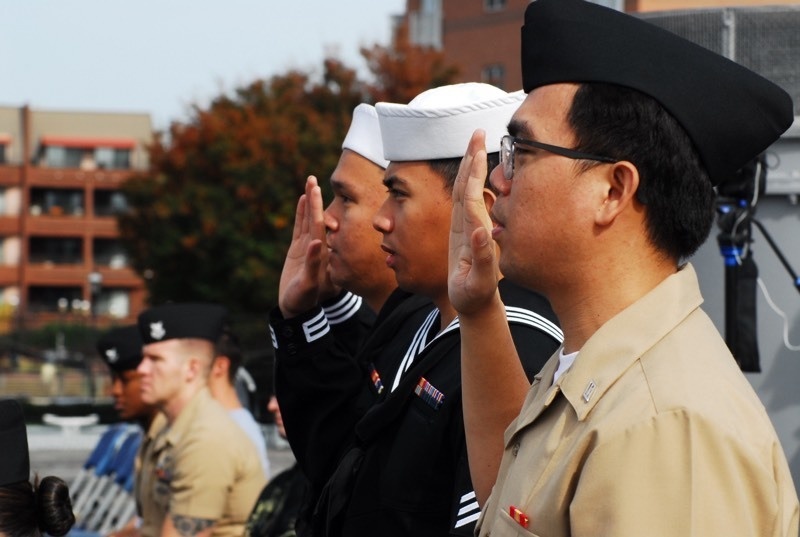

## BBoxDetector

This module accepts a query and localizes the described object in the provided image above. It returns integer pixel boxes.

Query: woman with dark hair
[0,399,76,537]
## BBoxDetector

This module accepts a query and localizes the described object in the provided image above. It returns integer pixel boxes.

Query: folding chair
[103,471,139,534]
[69,423,130,511]
[73,429,140,526]
[82,431,142,532]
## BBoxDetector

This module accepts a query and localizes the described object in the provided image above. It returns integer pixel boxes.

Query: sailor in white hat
[269,103,420,535]
[278,103,395,321]
[288,83,564,537]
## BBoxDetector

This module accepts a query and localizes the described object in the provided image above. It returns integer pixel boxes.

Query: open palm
[448,130,500,315]
[278,176,335,318]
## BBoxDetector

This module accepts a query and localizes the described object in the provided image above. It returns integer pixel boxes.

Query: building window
[41,146,84,169]
[40,145,131,170]
[27,286,83,313]
[95,288,130,318]
[589,0,623,11]
[482,64,506,89]
[484,0,506,12]
[95,147,131,169]
[93,238,129,268]
[1,236,21,266]
[29,188,84,217]
[421,0,440,13]
[28,237,84,265]
[94,190,129,217]
[0,144,6,165]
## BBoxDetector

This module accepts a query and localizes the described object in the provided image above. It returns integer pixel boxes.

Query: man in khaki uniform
[134,411,167,537]
[448,0,799,536]
[136,303,265,537]
[96,324,166,537]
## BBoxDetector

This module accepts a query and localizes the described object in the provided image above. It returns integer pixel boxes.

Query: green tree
[119,39,459,318]
[119,59,365,315]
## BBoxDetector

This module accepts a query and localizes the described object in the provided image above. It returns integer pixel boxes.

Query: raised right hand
[448,129,501,316]
[278,176,330,318]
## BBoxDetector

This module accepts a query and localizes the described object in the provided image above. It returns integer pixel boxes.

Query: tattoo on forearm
[171,514,215,536]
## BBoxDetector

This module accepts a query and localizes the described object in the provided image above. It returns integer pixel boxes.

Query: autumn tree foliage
[362,23,460,104]
[119,59,364,313]
[119,42,458,317]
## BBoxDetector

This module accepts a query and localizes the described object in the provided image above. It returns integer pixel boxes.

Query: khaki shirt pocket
[488,504,541,537]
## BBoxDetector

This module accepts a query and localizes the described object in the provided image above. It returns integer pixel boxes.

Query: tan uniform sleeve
[168,431,238,521]
[571,409,799,537]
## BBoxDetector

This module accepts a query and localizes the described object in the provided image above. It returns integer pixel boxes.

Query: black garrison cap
[0,399,30,486]
[97,325,144,373]
[521,0,795,186]
[138,303,228,345]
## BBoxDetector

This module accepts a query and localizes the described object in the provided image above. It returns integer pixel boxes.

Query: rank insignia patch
[369,364,384,394]
[509,505,530,528]
[414,377,444,410]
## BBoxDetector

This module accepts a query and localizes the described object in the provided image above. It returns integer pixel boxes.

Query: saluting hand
[448,129,500,316]
[278,176,337,318]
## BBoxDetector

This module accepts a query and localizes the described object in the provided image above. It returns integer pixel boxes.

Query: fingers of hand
[471,226,495,270]
[293,194,307,239]
[305,239,325,282]
[453,130,488,234]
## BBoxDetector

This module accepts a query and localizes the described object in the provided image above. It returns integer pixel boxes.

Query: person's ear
[209,356,227,378]
[595,161,640,227]
[483,188,497,221]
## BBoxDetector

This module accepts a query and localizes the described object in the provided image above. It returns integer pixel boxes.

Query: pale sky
[0,0,407,130]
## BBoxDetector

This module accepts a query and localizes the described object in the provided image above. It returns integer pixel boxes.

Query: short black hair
[427,152,501,194]
[568,82,715,261]
[215,326,242,384]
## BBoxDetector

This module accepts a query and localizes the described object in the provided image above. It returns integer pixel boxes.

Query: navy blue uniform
[272,281,562,536]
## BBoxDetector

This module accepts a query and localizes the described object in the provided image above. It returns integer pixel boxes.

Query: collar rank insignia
[105,348,118,363]
[414,377,444,410]
[582,380,597,403]
[369,364,384,394]
[150,321,166,340]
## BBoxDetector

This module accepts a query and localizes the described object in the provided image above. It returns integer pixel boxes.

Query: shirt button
[282,326,294,338]
[511,441,520,457]
[286,343,297,355]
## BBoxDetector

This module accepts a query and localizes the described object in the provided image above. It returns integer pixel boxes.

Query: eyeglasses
[500,135,617,180]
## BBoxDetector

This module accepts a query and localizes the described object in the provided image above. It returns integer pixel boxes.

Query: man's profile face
[137,339,189,407]
[110,368,152,420]
[489,82,591,292]
[323,150,395,297]
[372,161,452,300]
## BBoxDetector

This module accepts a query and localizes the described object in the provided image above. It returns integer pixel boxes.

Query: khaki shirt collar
[510,263,704,439]
[146,412,168,440]
[156,387,212,451]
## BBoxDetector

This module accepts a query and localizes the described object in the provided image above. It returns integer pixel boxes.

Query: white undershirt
[553,347,578,384]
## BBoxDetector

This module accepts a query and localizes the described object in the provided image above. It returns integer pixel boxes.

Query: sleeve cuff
[322,291,363,325]
[269,305,331,352]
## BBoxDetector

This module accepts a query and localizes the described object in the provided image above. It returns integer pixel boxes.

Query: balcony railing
[0,165,22,185]
[0,215,20,234]
[28,168,133,187]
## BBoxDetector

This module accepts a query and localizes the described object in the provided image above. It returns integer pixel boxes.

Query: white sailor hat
[376,83,525,162]
[341,104,389,169]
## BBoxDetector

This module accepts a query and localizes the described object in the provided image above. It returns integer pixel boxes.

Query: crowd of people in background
[2,1,799,536]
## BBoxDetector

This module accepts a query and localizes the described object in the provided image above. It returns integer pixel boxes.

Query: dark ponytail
[35,476,75,536]
[0,476,75,537]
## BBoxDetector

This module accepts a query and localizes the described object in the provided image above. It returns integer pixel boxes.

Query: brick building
[0,106,151,332]
[404,0,800,97]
